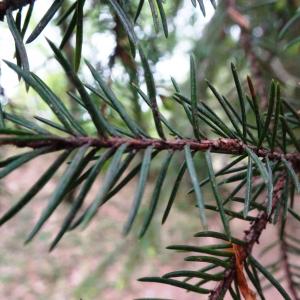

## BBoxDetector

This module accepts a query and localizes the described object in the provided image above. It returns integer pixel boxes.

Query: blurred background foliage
[0,0,300,299]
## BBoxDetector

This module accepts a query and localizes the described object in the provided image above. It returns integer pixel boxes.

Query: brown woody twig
[0,136,300,171]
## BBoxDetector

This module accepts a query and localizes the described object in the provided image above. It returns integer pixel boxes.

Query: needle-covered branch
[1,1,300,298]
[1,136,300,169]
[209,176,286,300]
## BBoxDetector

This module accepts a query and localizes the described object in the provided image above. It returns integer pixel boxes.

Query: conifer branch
[209,175,286,299]
[1,1,300,297]
[1,136,300,169]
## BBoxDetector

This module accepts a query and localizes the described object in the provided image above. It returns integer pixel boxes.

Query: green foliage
[0,0,300,299]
